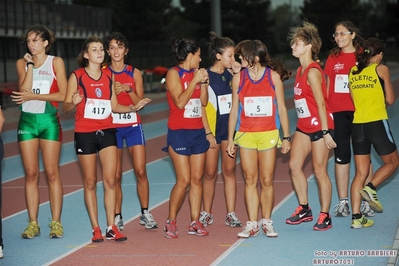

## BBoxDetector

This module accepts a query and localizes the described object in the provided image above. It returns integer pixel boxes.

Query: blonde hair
[288,21,323,65]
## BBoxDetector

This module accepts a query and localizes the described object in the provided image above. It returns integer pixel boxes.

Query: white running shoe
[140,210,158,229]
[261,219,278,237]
[225,212,242,227]
[332,201,350,217]
[360,201,375,217]
[237,221,259,238]
[199,211,214,227]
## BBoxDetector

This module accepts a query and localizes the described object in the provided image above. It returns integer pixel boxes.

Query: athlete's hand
[132,98,151,112]
[114,82,125,95]
[207,134,217,149]
[280,139,291,154]
[72,90,83,105]
[10,90,35,104]
[226,140,236,158]
[323,133,337,150]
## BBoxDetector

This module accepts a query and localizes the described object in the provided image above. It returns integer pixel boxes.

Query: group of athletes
[2,19,396,257]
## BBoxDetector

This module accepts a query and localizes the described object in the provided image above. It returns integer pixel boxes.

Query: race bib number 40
[184,98,202,118]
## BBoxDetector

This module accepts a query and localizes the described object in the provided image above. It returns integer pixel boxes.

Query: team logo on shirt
[95,88,102,98]
[334,62,344,72]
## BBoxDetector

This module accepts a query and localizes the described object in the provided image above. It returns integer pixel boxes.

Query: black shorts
[74,128,117,155]
[352,120,396,156]
[296,128,335,142]
[332,111,353,164]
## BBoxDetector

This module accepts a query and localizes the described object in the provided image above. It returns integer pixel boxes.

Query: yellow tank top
[349,63,388,123]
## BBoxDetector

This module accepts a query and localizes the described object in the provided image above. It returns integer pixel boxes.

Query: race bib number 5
[244,96,272,117]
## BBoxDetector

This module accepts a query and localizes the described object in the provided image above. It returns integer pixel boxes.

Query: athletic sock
[366,182,376,190]
[300,204,309,210]
[141,208,148,214]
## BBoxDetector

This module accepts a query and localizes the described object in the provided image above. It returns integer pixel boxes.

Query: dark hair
[235,39,291,81]
[288,21,323,65]
[352,38,385,75]
[330,21,364,58]
[208,31,235,62]
[104,32,129,65]
[21,25,56,53]
[76,35,104,68]
[170,38,200,63]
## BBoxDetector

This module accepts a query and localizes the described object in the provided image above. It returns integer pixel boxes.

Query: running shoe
[332,201,350,217]
[48,221,63,238]
[0,246,3,259]
[261,219,278,237]
[114,214,124,231]
[91,226,104,242]
[225,212,242,227]
[164,219,178,239]
[106,225,127,241]
[199,211,214,227]
[21,220,41,239]
[360,186,383,212]
[286,206,313,225]
[139,210,158,229]
[351,215,374,229]
[237,221,260,238]
[313,213,332,231]
[360,201,375,217]
[188,220,209,236]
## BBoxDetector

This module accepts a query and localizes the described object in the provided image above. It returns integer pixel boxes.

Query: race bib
[84,98,112,119]
[22,80,50,113]
[218,94,232,115]
[243,96,272,117]
[294,98,311,118]
[112,111,137,124]
[334,74,349,93]
[184,98,202,118]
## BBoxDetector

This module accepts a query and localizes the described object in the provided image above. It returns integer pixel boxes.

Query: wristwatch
[282,136,292,141]
[322,130,329,135]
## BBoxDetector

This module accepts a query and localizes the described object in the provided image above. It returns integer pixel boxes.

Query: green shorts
[17,111,62,142]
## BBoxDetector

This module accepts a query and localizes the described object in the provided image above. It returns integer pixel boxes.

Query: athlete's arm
[377,64,395,105]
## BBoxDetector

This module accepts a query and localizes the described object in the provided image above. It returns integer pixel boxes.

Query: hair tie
[364,49,370,54]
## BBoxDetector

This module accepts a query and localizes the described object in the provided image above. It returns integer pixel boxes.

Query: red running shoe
[188,220,209,236]
[106,225,127,241]
[91,226,104,242]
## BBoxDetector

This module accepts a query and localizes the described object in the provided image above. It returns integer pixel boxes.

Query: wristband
[282,136,292,141]
[322,130,329,135]
[206,132,212,136]
[126,87,133,93]
[26,62,34,67]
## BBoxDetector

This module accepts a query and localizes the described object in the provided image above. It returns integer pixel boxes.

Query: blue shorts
[115,124,145,149]
[163,128,210,156]
[215,133,228,144]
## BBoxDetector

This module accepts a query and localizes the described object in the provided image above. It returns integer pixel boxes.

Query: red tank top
[74,68,114,132]
[166,66,203,130]
[103,65,142,127]
[294,62,334,133]
[236,68,279,132]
